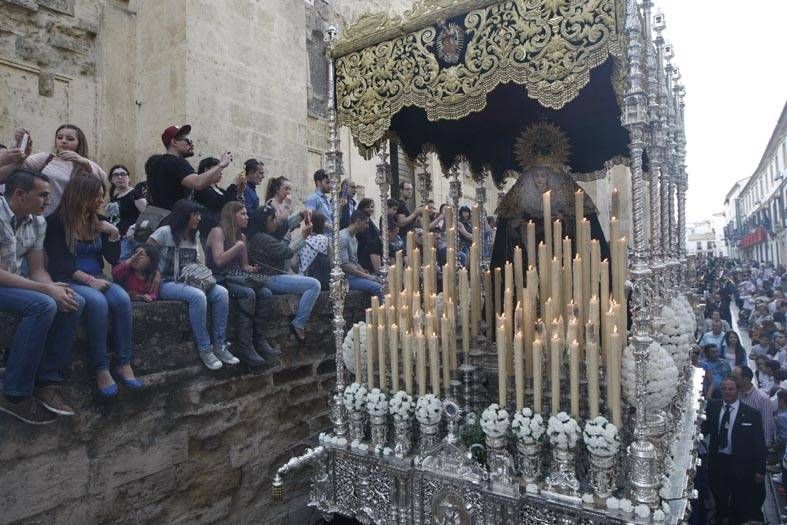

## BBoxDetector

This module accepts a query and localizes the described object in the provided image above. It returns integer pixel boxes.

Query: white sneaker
[213,343,240,365]
[198,348,223,370]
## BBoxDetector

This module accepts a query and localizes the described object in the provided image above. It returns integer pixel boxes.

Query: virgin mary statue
[490,123,608,270]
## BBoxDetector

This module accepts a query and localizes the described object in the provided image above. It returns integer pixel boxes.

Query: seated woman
[108,164,147,261]
[207,201,279,367]
[297,212,330,290]
[247,205,321,344]
[147,199,233,370]
[193,157,242,247]
[112,244,161,303]
[44,174,139,396]
[264,176,292,222]
[355,198,382,274]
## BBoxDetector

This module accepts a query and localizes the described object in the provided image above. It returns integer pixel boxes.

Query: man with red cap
[145,125,232,210]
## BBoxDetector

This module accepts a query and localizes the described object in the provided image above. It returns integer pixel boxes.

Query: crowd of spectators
[694,256,787,523]
[0,124,496,426]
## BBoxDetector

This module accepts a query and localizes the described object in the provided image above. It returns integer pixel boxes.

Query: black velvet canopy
[390,59,630,186]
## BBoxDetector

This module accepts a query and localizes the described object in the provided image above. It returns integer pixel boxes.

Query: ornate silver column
[661,40,675,271]
[325,26,348,439]
[622,0,659,508]
[449,164,462,218]
[643,0,662,296]
[415,152,432,208]
[377,143,391,280]
[676,83,688,284]
[476,179,489,267]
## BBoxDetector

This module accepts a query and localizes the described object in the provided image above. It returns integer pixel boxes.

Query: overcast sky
[656,0,787,222]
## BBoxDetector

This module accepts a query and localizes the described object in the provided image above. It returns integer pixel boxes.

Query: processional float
[275,0,703,523]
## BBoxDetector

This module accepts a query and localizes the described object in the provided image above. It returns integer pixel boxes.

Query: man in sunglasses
[145,124,232,210]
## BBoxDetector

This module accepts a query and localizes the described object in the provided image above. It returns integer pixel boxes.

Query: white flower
[635,504,650,518]
[481,404,511,438]
[388,391,415,421]
[342,383,368,412]
[416,394,443,425]
[622,341,679,412]
[653,509,666,521]
[512,407,546,444]
[583,416,620,457]
[606,497,619,510]
[619,498,633,513]
[342,323,369,375]
[548,412,580,449]
[526,483,539,494]
[582,493,595,504]
[366,388,388,417]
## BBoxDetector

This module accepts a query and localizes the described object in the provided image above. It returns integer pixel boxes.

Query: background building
[687,217,727,257]
[724,101,787,264]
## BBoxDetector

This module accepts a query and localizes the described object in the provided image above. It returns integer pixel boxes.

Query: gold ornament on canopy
[513,122,571,172]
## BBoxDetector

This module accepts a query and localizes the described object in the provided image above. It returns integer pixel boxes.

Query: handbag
[134,205,171,243]
[220,266,268,289]
[174,244,215,292]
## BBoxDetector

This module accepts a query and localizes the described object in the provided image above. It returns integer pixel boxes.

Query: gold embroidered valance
[335,0,624,148]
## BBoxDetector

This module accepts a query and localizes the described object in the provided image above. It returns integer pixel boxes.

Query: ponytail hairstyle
[265,176,287,202]
[54,124,89,158]
[108,164,131,199]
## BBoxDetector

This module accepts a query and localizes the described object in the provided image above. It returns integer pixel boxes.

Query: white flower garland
[547,412,580,449]
[342,382,368,412]
[366,388,388,417]
[622,341,679,412]
[583,416,620,457]
[388,391,415,421]
[511,407,545,444]
[342,322,369,375]
[415,394,443,426]
[480,404,510,439]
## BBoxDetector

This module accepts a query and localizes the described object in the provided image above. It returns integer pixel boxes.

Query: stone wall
[0,291,370,524]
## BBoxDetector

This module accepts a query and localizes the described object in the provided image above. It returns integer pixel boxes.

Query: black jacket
[703,399,766,476]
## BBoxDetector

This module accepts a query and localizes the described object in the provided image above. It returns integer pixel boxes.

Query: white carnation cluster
[415,394,443,425]
[388,391,415,421]
[511,407,545,444]
[342,323,369,375]
[622,341,679,411]
[366,388,388,417]
[659,297,694,370]
[342,382,368,412]
[480,404,510,438]
[547,412,581,449]
[582,416,620,457]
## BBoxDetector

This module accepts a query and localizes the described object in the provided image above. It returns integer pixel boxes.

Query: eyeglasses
[177,137,193,146]
[112,171,129,177]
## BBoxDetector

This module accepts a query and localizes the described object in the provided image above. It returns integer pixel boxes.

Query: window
[696,241,702,251]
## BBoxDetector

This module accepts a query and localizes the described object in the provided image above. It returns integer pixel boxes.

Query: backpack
[133,206,170,243]
[306,250,331,291]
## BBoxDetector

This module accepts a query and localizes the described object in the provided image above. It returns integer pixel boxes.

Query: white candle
[390,323,399,393]
[514,331,524,411]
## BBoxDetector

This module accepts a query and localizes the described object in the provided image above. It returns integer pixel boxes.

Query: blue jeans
[159,281,229,350]
[0,286,85,397]
[70,282,133,372]
[119,237,139,261]
[264,274,321,330]
[347,274,384,302]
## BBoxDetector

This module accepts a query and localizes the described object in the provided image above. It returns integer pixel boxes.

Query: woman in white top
[22,124,107,216]
[264,176,292,222]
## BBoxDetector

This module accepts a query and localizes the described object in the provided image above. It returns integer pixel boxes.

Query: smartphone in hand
[17,133,29,151]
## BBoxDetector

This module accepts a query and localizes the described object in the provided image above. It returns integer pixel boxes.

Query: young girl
[147,199,233,370]
[22,124,107,216]
[112,245,161,302]
[44,174,139,396]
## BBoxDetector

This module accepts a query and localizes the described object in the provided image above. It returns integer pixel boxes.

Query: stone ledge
[0,290,370,378]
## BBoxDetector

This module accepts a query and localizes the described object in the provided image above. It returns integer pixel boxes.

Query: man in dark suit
[703,376,766,523]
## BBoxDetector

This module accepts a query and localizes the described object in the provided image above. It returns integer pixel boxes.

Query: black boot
[234,291,266,368]
[256,338,282,359]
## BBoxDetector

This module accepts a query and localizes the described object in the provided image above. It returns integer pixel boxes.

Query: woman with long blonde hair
[206,201,279,367]
[44,174,139,397]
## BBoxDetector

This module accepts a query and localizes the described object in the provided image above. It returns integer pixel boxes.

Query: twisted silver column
[377,144,391,281]
[325,26,348,439]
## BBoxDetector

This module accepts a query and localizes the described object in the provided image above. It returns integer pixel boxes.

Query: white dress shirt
[717,399,739,455]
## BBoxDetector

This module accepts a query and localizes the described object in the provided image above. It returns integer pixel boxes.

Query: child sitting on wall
[112,244,161,302]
